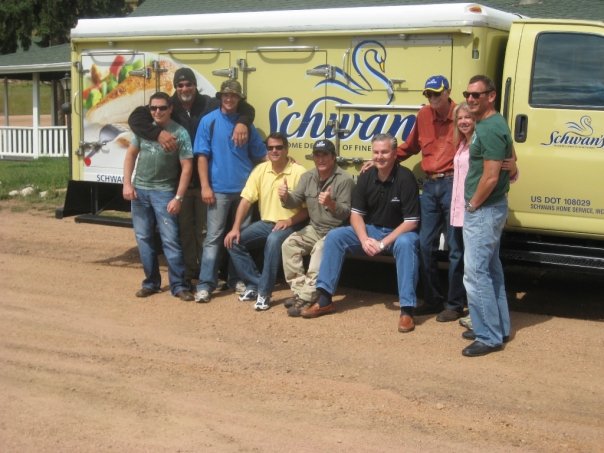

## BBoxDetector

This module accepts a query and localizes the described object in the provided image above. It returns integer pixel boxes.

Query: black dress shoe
[413,304,443,316]
[436,308,463,322]
[462,330,509,343]
[462,340,502,357]
[176,290,195,302]
[136,287,159,298]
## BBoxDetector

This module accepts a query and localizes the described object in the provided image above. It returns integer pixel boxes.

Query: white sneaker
[235,280,247,295]
[459,315,473,330]
[238,289,257,302]
[194,289,211,303]
[254,294,271,311]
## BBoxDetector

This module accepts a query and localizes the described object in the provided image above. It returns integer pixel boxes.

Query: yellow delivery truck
[58,3,604,271]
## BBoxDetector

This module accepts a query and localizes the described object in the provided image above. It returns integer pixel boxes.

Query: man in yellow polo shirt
[224,132,308,311]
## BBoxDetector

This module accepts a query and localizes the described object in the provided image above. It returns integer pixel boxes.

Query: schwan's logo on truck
[542,116,604,149]
[269,40,416,141]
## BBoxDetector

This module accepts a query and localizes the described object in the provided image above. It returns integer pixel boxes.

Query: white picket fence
[0,126,69,159]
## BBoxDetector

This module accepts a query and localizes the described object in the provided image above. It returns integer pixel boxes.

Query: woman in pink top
[450,104,474,228]
[451,102,518,329]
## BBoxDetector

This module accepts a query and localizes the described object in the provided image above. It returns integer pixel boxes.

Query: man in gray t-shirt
[123,91,194,302]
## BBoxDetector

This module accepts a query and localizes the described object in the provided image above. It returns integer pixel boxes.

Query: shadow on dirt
[339,259,603,321]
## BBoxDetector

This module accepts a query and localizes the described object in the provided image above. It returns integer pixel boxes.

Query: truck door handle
[514,114,528,143]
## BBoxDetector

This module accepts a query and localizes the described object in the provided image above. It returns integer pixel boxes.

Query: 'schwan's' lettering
[542,131,604,149]
[96,174,124,183]
[269,96,416,142]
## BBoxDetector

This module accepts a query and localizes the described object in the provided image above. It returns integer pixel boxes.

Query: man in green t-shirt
[123,92,195,302]
[461,75,513,357]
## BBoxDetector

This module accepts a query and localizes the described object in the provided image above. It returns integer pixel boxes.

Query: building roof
[0,43,70,81]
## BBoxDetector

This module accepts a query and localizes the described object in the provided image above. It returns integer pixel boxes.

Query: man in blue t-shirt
[192,79,266,303]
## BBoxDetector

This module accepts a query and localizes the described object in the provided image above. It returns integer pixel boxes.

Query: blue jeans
[228,220,303,297]
[316,225,419,309]
[197,193,249,292]
[420,177,465,311]
[131,188,188,295]
[463,198,510,347]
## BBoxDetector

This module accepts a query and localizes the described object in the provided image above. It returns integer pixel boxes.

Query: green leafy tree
[0,1,36,54]
[0,0,139,54]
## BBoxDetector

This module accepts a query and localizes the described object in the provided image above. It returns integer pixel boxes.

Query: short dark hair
[266,132,289,149]
[149,91,173,107]
[371,133,397,150]
[468,75,496,93]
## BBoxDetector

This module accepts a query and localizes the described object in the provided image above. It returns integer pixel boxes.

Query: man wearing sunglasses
[224,132,307,311]
[193,79,266,303]
[128,67,256,291]
[461,75,513,357]
[123,92,194,302]
[396,75,466,324]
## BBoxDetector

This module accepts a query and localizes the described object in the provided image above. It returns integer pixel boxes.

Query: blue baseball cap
[423,75,450,95]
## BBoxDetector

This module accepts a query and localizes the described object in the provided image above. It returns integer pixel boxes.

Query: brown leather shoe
[398,314,415,333]
[301,302,335,318]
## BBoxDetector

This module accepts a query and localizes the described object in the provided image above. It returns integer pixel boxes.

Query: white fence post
[32,74,41,159]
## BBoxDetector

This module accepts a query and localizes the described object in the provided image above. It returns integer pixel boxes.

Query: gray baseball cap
[312,139,336,155]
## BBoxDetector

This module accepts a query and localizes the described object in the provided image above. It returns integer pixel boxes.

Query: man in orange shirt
[397,75,465,322]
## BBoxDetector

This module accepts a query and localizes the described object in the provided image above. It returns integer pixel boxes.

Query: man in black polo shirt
[301,133,421,333]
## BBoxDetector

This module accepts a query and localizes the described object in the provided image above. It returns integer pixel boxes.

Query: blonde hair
[453,102,473,148]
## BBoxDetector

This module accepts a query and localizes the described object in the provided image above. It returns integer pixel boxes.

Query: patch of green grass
[0,157,68,207]
[0,81,53,115]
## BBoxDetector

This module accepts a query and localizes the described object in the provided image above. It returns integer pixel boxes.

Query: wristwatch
[379,241,385,251]
[174,194,184,202]
[465,201,476,213]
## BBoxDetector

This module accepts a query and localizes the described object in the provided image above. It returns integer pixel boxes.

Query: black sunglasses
[176,82,193,88]
[149,105,169,111]
[267,145,285,151]
[463,90,492,99]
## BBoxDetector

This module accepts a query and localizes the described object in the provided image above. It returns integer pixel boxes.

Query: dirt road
[0,205,602,452]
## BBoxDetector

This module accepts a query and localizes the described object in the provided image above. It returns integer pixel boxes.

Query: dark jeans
[419,177,466,311]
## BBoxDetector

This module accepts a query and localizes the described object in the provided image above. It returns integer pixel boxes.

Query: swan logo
[541,115,604,149]
[269,40,416,143]
[312,40,394,104]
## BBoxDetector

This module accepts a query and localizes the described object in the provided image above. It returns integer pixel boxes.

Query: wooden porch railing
[0,126,69,159]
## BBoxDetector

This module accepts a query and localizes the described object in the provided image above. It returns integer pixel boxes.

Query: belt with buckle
[425,171,454,180]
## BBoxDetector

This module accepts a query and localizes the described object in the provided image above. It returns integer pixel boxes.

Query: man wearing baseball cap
[128,67,256,290]
[192,79,267,303]
[397,74,466,322]
[279,139,355,316]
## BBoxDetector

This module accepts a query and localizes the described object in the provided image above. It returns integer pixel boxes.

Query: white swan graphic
[311,40,394,104]
[566,116,593,136]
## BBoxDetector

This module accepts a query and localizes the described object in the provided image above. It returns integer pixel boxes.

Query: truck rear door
[159,49,232,99]
[329,36,452,172]
[245,47,328,167]
[505,22,604,236]
[78,51,149,184]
